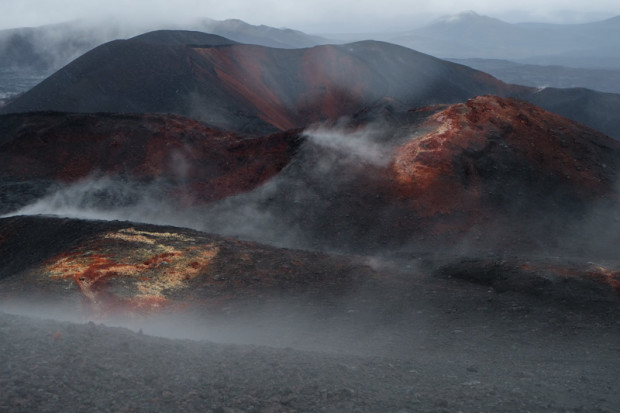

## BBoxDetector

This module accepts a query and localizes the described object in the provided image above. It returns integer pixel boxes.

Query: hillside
[4,96,619,259]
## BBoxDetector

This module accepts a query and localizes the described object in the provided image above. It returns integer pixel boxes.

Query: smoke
[551,177,620,262]
[192,122,409,251]
[302,124,393,167]
[3,174,183,226]
[3,121,406,254]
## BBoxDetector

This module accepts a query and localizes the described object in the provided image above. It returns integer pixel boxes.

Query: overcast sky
[1,0,620,33]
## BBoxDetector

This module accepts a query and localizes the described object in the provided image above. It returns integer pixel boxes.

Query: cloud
[1,0,619,32]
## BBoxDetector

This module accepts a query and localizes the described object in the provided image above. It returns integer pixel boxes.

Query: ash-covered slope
[3,97,619,255]
[1,30,526,134]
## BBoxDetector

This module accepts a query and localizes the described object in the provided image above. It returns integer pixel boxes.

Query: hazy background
[2,0,620,33]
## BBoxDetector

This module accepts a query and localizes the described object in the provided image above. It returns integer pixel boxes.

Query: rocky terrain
[1,218,619,413]
[1,27,619,412]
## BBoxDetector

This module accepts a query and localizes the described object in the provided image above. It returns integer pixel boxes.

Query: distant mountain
[4,29,620,139]
[0,215,374,314]
[0,18,327,72]
[448,59,620,94]
[391,11,620,68]
[194,18,328,48]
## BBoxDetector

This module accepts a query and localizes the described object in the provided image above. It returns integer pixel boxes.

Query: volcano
[168,95,619,256]
[3,30,620,139]
[0,31,525,135]
[1,26,619,413]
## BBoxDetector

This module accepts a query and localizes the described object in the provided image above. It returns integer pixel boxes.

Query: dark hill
[4,30,619,139]
[0,215,374,315]
[526,87,620,139]
[0,32,526,134]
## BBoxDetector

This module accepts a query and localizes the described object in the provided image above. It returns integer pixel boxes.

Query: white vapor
[1,122,400,252]
[303,125,392,167]
[3,175,181,226]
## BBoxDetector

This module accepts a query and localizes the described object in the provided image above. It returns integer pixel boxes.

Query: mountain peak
[430,10,509,27]
[128,30,237,46]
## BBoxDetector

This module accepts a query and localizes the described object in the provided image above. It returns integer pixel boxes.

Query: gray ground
[1,272,618,412]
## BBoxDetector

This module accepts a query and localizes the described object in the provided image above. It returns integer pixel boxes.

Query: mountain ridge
[391,12,620,68]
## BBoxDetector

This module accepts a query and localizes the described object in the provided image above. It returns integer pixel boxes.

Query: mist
[3,122,408,253]
[5,114,620,264]
[2,3,620,411]
[2,0,619,33]
[3,175,181,224]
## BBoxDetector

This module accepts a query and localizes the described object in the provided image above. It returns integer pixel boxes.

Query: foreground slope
[391,11,620,68]
[0,216,374,316]
[1,278,618,412]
